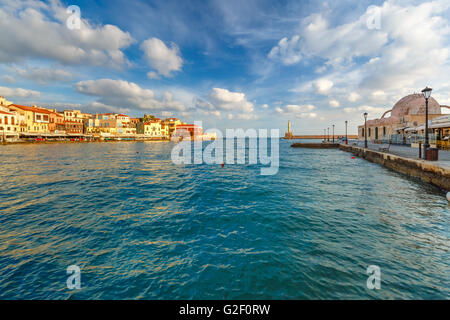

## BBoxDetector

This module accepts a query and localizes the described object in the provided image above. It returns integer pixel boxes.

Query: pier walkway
[352,141,450,169]
[341,143,450,191]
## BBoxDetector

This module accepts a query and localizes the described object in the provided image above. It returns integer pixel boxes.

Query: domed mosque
[358,93,450,142]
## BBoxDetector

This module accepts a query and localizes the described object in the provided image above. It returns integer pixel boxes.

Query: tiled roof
[177,124,201,128]
[143,121,160,125]
[10,104,53,114]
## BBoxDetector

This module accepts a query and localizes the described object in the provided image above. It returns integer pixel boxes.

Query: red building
[173,124,203,139]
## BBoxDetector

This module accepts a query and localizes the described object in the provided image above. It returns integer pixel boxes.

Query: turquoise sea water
[0,140,448,299]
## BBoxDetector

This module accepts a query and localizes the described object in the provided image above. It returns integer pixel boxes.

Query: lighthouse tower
[285,120,293,139]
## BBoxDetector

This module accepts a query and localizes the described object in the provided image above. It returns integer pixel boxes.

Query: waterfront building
[117,125,136,135]
[65,121,84,135]
[358,93,446,144]
[116,114,130,125]
[84,113,135,135]
[0,105,19,141]
[162,118,182,137]
[84,113,117,134]
[160,123,169,138]
[0,96,13,107]
[115,114,136,135]
[173,124,203,140]
[8,104,52,133]
[48,112,65,134]
[136,121,162,137]
[405,114,450,150]
[64,110,90,123]
[129,118,141,126]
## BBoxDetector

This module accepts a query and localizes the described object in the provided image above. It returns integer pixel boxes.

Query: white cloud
[314,78,333,95]
[141,38,183,78]
[193,88,256,119]
[0,0,134,67]
[276,104,317,119]
[0,86,40,98]
[348,92,361,102]
[268,35,302,65]
[344,105,386,117]
[273,0,450,111]
[147,71,160,79]
[12,66,72,84]
[329,99,340,108]
[370,90,387,102]
[208,87,255,114]
[75,79,186,112]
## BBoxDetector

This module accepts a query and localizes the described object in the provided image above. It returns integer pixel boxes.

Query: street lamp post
[327,127,330,142]
[421,86,432,159]
[345,121,348,144]
[332,124,335,143]
[364,112,368,148]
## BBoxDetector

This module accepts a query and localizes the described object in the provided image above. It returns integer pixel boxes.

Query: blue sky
[0,0,449,134]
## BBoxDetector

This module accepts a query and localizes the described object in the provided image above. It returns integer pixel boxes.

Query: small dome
[391,93,441,117]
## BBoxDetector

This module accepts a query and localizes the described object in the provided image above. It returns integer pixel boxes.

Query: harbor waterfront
[0,140,448,299]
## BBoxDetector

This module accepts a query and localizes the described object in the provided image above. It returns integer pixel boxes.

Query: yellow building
[8,104,51,133]
[136,121,162,137]
[160,123,169,138]
[64,110,86,123]
[84,113,121,135]
[0,96,13,107]
[161,118,182,137]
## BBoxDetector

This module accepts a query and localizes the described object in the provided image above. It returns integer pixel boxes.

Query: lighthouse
[285,120,293,139]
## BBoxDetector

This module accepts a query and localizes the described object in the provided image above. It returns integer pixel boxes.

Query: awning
[430,122,450,129]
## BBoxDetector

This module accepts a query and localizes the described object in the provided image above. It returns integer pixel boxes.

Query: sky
[0,0,449,134]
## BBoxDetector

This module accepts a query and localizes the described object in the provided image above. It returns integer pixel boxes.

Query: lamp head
[421,86,432,99]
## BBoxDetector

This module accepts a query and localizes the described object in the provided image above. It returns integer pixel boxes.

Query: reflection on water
[0,140,448,299]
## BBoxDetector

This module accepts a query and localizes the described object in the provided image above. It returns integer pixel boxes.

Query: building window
[368,128,371,137]
[383,127,386,136]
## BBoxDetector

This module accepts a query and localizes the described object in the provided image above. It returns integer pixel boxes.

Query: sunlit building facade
[358,94,446,144]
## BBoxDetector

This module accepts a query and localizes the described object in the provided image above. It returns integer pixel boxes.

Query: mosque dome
[391,93,441,117]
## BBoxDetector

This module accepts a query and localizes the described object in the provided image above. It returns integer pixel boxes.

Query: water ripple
[0,141,448,299]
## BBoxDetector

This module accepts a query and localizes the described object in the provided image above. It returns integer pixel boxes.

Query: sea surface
[0,139,449,299]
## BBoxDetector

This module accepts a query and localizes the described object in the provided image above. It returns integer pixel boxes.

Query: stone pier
[339,144,450,191]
